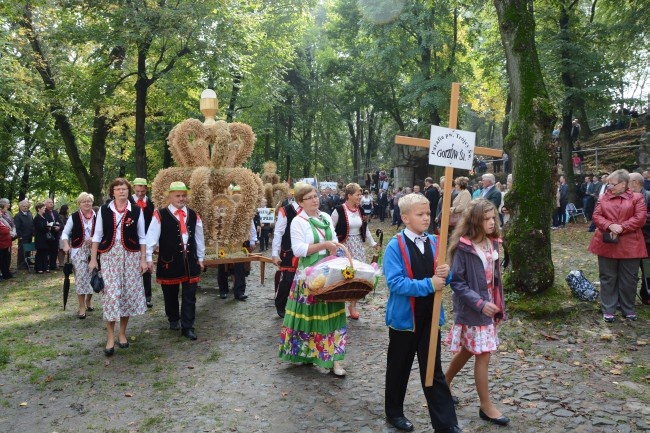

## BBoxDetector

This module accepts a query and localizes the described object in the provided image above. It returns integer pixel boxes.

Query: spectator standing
[14,200,34,270]
[377,188,388,222]
[424,177,440,234]
[57,204,70,269]
[643,171,650,191]
[503,152,510,174]
[391,188,404,226]
[0,199,15,278]
[480,174,502,211]
[33,203,49,274]
[570,119,581,144]
[588,170,646,322]
[582,176,594,220]
[43,198,62,270]
[629,172,650,305]
[360,190,374,220]
[0,212,11,281]
[449,177,472,231]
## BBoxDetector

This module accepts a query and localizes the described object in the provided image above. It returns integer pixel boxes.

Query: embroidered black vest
[129,196,155,231]
[155,207,200,282]
[98,204,141,253]
[280,203,298,268]
[333,204,367,243]
[70,211,96,248]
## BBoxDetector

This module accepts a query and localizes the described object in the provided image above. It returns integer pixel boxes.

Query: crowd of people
[1,163,649,432]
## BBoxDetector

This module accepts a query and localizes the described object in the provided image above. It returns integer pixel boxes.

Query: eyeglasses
[606,181,623,189]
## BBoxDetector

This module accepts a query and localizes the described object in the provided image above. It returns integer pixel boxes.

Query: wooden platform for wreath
[203,254,274,284]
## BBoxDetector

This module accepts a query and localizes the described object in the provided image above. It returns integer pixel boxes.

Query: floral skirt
[344,234,367,263]
[100,243,146,322]
[71,241,93,295]
[446,324,499,355]
[279,278,347,368]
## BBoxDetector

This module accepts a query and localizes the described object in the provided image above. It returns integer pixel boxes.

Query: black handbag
[602,232,619,244]
[90,268,105,293]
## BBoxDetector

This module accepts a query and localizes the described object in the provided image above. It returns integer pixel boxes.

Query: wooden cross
[394,82,503,387]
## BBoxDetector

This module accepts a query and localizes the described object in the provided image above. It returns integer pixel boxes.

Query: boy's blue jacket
[384,231,450,331]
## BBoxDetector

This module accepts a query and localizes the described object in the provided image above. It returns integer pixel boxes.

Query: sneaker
[603,314,615,323]
[625,314,637,321]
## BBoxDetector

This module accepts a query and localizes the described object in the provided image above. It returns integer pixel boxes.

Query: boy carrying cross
[383,193,462,433]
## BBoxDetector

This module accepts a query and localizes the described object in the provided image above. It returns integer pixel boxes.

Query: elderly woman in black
[89,178,147,356]
[33,203,50,274]
[62,193,96,319]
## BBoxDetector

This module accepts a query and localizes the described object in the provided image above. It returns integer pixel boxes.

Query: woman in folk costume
[330,182,379,320]
[278,182,347,376]
[89,178,147,357]
[61,192,97,319]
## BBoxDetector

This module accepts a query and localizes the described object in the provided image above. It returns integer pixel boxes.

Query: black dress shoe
[104,346,115,357]
[387,416,414,432]
[117,341,129,349]
[169,321,181,330]
[434,426,463,433]
[219,293,227,299]
[181,328,197,340]
[146,297,153,308]
[277,309,285,318]
[479,409,510,426]
[234,294,248,301]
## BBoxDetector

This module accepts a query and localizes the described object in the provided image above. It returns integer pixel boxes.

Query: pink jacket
[0,222,11,249]
[588,189,646,259]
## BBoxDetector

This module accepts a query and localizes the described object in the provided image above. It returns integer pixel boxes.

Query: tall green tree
[494,0,556,293]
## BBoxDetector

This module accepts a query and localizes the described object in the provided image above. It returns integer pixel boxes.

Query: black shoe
[146,297,153,308]
[451,395,459,405]
[434,426,464,433]
[277,308,285,318]
[234,294,248,301]
[387,416,414,432]
[479,409,510,426]
[181,328,197,340]
[169,321,181,330]
[219,293,227,299]
[117,341,129,349]
[104,346,115,357]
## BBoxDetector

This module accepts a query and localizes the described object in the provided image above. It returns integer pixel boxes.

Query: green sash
[300,215,333,268]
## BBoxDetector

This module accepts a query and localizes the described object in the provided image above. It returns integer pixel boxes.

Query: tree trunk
[494,0,556,294]
[134,47,150,180]
[226,73,242,123]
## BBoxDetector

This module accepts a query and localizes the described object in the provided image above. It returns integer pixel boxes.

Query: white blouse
[330,205,376,246]
[290,210,333,259]
[92,201,146,244]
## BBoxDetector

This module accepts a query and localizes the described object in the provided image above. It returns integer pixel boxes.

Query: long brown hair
[447,198,500,264]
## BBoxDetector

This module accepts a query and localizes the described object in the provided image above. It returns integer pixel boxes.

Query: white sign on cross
[394,82,503,387]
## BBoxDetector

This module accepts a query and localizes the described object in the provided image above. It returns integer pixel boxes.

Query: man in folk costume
[271,187,301,318]
[145,182,205,340]
[130,178,155,308]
